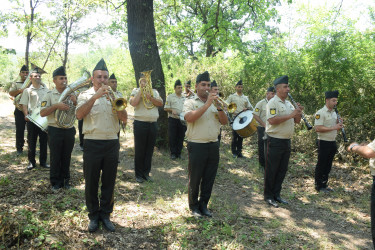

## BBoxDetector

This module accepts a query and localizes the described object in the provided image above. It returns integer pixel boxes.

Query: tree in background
[127,0,167,147]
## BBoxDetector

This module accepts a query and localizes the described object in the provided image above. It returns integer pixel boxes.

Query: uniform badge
[165,101,168,105]
[270,108,276,115]
[215,114,219,120]
[195,105,198,108]
[41,101,47,107]
[315,114,320,120]
[255,108,259,112]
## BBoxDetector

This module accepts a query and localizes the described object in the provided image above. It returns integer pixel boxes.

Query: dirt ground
[0,91,373,249]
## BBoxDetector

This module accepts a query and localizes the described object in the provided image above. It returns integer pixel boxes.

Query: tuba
[140,70,155,109]
[14,63,46,111]
[55,71,92,128]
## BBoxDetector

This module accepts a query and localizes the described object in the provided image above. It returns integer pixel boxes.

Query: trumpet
[205,91,237,113]
[106,86,127,113]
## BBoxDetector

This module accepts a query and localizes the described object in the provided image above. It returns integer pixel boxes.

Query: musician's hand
[94,85,109,99]
[296,102,304,111]
[347,142,359,152]
[69,95,77,104]
[56,102,70,111]
[146,93,152,100]
[291,108,302,118]
[207,92,218,106]
[25,116,30,122]
[334,123,343,131]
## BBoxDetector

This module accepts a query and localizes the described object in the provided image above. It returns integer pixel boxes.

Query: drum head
[233,110,253,130]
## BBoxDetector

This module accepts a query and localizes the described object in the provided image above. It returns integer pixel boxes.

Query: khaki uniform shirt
[314,105,338,141]
[266,95,295,139]
[226,92,251,116]
[183,96,221,143]
[253,98,268,126]
[19,85,49,112]
[367,140,375,175]
[40,88,75,128]
[164,93,185,119]
[130,88,163,122]
[76,87,119,140]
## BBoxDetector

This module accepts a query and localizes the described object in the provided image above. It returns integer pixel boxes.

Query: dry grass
[0,91,373,249]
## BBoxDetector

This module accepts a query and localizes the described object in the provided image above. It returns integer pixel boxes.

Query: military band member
[19,68,49,170]
[184,71,228,217]
[107,73,125,137]
[9,65,29,156]
[314,90,343,193]
[253,87,275,168]
[264,75,302,207]
[347,140,375,248]
[210,80,222,143]
[226,80,251,158]
[76,59,127,232]
[164,79,186,159]
[129,72,163,183]
[40,66,76,190]
[183,80,194,99]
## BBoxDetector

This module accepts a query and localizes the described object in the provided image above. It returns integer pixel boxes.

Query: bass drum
[179,112,187,126]
[232,110,257,138]
[26,106,48,132]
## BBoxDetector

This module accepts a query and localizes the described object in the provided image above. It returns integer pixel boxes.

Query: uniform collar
[323,105,333,112]
[30,84,45,90]
[274,94,285,103]
[235,92,243,97]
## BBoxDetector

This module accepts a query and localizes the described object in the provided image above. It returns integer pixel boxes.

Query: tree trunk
[25,0,35,67]
[127,0,167,148]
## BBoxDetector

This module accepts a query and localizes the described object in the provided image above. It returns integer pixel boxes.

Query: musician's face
[196,81,211,98]
[235,85,243,93]
[92,70,109,89]
[185,84,191,92]
[326,97,338,109]
[175,85,183,95]
[266,91,275,100]
[276,83,289,98]
[211,86,219,95]
[19,71,29,81]
[30,73,41,85]
[53,76,68,89]
[108,79,117,91]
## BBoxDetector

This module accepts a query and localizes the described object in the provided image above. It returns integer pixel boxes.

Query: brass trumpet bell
[112,97,127,112]
[227,102,237,113]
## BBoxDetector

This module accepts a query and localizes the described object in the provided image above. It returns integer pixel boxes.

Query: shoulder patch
[165,101,168,105]
[41,101,47,107]
[270,108,276,115]
[315,114,320,120]
[255,108,259,112]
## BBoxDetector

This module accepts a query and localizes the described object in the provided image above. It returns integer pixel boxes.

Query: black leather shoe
[275,196,289,204]
[101,218,115,232]
[144,176,153,182]
[318,187,334,193]
[16,150,23,157]
[136,176,144,183]
[27,163,36,170]
[79,145,84,151]
[265,198,279,208]
[200,207,212,217]
[171,154,177,160]
[233,154,238,158]
[237,153,246,158]
[191,208,202,218]
[40,163,50,168]
[88,219,99,232]
[64,183,71,190]
[51,185,61,192]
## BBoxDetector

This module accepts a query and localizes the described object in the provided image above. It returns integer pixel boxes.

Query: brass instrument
[140,70,154,109]
[205,91,237,113]
[55,71,92,128]
[107,87,127,113]
[14,63,47,111]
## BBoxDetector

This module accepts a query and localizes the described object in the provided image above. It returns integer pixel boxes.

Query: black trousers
[257,127,266,167]
[48,126,76,187]
[231,129,243,155]
[78,119,84,147]
[315,140,337,190]
[371,176,375,248]
[168,117,186,157]
[83,139,119,220]
[264,136,291,199]
[27,121,48,165]
[187,141,219,210]
[14,108,26,151]
[133,120,157,178]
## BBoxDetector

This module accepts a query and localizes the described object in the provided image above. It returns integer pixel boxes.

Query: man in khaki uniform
[183,80,194,99]
[210,80,223,143]
[253,86,275,168]
[40,66,76,191]
[347,140,375,248]
[129,72,163,183]
[107,73,125,137]
[184,71,228,217]
[314,90,343,193]
[76,59,127,233]
[9,65,29,156]
[20,68,49,170]
[264,75,302,207]
[164,79,186,159]
[226,80,252,158]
